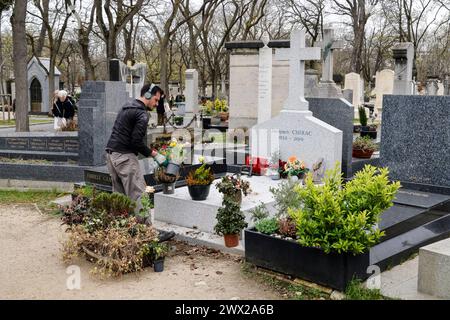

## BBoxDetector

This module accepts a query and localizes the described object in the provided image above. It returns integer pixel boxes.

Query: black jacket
[106,99,151,157]
[53,99,75,119]
[156,95,165,114]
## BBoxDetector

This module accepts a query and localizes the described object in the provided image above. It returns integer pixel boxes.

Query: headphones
[144,83,156,100]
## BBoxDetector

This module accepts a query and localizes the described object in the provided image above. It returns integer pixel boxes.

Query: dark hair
[140,84,163,97]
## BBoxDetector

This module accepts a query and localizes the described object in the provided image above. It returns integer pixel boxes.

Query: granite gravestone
[251,29,343,174]
[185,69,199,113]
[257,33,272,124]
[392,42,414,95]
[307,97,353,178]
[78,81,129,166]
[380,95,450,191]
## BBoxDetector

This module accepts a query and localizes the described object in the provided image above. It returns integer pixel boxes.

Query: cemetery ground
[0,189,389,300]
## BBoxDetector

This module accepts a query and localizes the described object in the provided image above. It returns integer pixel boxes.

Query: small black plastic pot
[153,258,165,272]
[360,130,377,139]
[188,184,211,201]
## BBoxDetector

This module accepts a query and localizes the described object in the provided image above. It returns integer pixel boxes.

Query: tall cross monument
[251,29,343,175]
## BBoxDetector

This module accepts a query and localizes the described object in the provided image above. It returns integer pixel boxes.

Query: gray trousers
[105,151,145,214]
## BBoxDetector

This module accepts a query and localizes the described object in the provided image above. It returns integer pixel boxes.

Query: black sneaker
[157,229,176,242]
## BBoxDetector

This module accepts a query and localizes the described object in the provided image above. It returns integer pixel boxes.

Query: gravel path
[0,204,280,300]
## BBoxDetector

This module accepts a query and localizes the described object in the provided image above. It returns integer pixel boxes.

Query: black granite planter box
[244,228,370,291]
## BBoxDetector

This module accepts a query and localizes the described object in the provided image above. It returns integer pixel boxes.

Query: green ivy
[289,163,401,255]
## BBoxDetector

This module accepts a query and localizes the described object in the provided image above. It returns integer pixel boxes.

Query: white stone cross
[274,29,321,111]
[316,28,344,83]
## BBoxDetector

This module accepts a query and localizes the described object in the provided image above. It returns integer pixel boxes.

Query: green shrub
[358,106,368,126]
[289,163,401,254]
[255,217,279,235]
[250,202,270,222]
[269,179,302,217]
[353,136,377,151]
[91,192,136,216]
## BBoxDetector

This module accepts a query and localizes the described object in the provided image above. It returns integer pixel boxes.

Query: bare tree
[142,0,211,94]
[11,0,29,131]
[95,0,144,79]
[332,0,379,73]
[29,0,72,108]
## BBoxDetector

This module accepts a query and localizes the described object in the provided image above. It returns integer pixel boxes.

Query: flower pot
[352,148,374,159]
[188,184,211,201]
[360,130,377,139]
[245,228,370,291]
[166,162,180,176]
[202,117,211,129]
[162,182,176,194]
[224,234,240,247]
[219,112,229,121]
[153,258,165,272]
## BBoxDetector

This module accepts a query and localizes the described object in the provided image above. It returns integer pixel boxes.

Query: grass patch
[0,189,68,215]
[241,262,329,300]
[344,279,393,300]
[0,119,52,126]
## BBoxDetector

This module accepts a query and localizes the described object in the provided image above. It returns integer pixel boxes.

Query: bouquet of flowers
[216,174,251,204]
[282,156,309,178]
[151,140,186,177]
[214,99,228,113]
[201,100,213,116]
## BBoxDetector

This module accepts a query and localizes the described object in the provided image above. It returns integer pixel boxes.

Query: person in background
[55,90,75,126]
[156,90,166,126]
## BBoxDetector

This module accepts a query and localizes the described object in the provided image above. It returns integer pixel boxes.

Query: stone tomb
[251,29,342,173]
[154,175,280,234]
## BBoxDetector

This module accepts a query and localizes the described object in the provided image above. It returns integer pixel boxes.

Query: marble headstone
[375,69,394,119]
[426,78,439,96]
[251,30,343,174]
[392,42,414,95]
[185,69,199,113]
[344,73,362,118]
[257,33,273,124]
[380,95,450,188]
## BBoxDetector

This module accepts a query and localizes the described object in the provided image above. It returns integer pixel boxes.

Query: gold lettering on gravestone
[29,138,47,150]
[6,138,28,150]
[86,172,112,184]
[48,139,64,151]
[64,139,79,152]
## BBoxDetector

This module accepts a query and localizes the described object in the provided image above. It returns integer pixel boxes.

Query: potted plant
[358,106,377,139]
[216,174,251,205]
[174,116,184,126]
[352,136,377,159]
[186,161,215,201]
[214,197,248,247]
[245,163,401,290]
[165,140,185,176]
[154,166,178,194]
[282,156,309,181]
[141,240,170,272]
[214,99,229,121]
[358,106,368,131]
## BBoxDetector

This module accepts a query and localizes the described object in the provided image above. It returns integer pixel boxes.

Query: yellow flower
[169,141,177,147]
[198,156,205,163]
